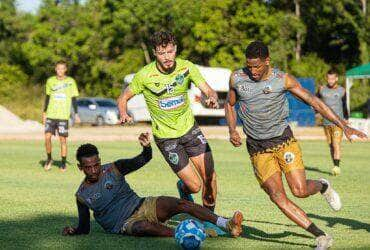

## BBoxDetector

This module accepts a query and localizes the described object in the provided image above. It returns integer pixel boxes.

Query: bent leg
[190,152,217,210]
[176,164,202,194]
[285,169,323,198]
[262,172,312,229]
[130,220,174,237]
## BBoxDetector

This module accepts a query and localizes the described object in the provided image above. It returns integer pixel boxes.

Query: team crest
[104,180,113,190]
[154,82,160,87]
[263,85,272,94]
[175,74,185,85]
[169,152,179,165]
[284,152,295,164]
[334,131,340,137]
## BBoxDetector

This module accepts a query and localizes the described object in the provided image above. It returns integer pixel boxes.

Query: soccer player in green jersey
[42,60,80,172]
[117,31,223,234]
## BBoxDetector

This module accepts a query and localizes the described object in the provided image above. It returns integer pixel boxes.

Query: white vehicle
[123,65,231,122]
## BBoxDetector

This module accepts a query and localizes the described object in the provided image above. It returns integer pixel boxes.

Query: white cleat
[315,234,333,250]
[319,179,342,211]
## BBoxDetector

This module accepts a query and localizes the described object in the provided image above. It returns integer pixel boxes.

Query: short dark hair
[245,41,269,59]
[55,60,67,67]
[327,68,338,76]
[150,30,177,49]
[76,143,99,163]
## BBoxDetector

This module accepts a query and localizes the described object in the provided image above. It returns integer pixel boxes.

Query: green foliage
[350,79,370,112]
[289,54,330,85]
[0,63,43,120]
[0,0,368,119]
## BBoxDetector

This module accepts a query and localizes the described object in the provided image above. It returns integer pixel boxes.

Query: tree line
[0,0,368,119]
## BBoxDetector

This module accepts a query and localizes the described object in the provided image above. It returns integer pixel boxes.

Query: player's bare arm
[285,74,367,141]
[225,72,242,147]
[198,82,219,109]
[117,86,135,124]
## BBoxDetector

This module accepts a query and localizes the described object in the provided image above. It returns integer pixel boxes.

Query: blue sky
[16,0,42,13]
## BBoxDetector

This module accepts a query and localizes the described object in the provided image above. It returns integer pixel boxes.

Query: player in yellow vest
[42,61,80,172]
[118,31,224,235]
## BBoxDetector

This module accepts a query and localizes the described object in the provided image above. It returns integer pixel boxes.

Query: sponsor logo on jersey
[237,85,252,94]
[158,95,185,110]
[54,93,67,100]
[51,83,70,91]
[86,192,102,204]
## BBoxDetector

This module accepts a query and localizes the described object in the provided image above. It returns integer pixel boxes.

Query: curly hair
[245,41,269,59]
[150,30,177,49]
[76,143,99,162]
[327,68,339,76]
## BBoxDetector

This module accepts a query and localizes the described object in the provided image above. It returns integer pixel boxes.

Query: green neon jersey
[45,76,79,120]
[130,58,205,138]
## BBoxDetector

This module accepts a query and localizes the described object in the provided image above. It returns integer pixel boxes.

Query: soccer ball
[175,219,206,250]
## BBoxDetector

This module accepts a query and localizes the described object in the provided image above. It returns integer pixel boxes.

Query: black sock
[320,182,328,194]
[47,153,52,161]
[62,157,66,165]
[306,223,326,237]
[333,159,340,167]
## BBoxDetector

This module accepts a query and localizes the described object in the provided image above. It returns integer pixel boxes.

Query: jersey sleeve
[129,72,145,95]
[45,78,51,95]
[71,78,79,97]
[188,62,206,87]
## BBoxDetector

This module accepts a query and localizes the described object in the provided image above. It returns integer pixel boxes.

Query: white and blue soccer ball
[175,219,206,250]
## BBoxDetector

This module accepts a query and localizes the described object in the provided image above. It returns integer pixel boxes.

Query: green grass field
[0,139,369,249]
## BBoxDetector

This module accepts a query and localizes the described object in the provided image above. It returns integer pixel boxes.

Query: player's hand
[62,226,77,236]
[138,132,150,147]
[205,96,219,109]
[74,114,81,124]
[119,113,133,124]
[229,130,242,147]
[343,126,367,142]
[42,112,46,125]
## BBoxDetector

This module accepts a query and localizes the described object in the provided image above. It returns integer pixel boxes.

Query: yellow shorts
[250,139,304,185]
[121,196,159,235]
[324,125,343,144]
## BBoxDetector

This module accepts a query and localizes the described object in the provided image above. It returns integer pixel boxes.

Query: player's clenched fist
[119,113,133,124]
[62,226,77,236]
[138,132,151,147]
[229,130,242,147]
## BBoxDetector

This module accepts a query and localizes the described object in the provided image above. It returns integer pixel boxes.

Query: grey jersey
[75,163,142,233]
[319,85,345,126]
[233,68,289,140]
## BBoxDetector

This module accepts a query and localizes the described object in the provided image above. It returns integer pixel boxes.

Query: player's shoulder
[134,62,156,79]
[273,68,286,79]
[46,76,57,83]
[66,76,76,82]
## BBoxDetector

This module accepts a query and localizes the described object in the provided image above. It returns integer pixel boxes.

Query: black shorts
[154,124,211,173]
[45,118,69,137]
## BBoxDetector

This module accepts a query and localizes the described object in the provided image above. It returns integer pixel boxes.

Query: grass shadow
[308,213,370,232]
[0,214,178,249]
[241,225,314,247]
[305,165,331,175]
[38,160,71,169]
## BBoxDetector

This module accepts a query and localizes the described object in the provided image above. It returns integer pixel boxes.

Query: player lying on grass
[62,133,243,237]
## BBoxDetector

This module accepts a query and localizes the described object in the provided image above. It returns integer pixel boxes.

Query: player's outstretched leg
[156,196,243,237]
[176,165,201,202]
[285,169,342,211]
[262,172,333,249]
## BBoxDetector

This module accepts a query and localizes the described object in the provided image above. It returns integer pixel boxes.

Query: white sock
[216,217,228,229]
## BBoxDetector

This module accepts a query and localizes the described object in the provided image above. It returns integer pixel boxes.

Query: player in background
[42,60,80,172]
[225,41,367,249]
[317,69,349,176]
[117,31,224,234]
[62,133,243,238]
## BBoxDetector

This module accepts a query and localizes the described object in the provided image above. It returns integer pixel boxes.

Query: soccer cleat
[203,221,226,237]
[226,210,243,237]
[177,180,194,202]
[319,179,342,211]
[331,166,341,176]
[44,159,53,171]
[315,234,333,250]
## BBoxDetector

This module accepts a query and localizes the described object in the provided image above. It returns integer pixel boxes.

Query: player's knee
[186,181,201,193]
[131,221,150,236]
[176,199,194,212]
[291,187,309,198]
[269,191,287,206]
